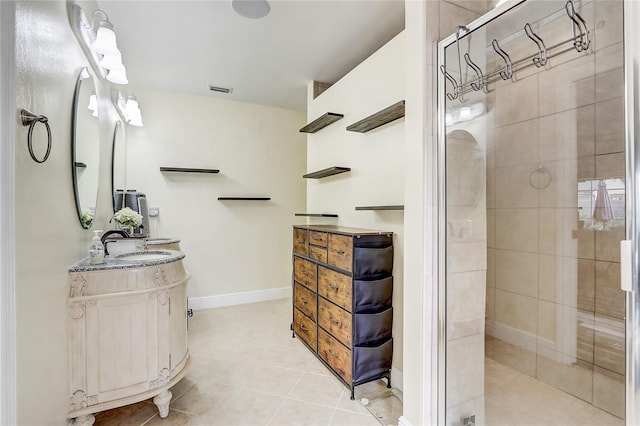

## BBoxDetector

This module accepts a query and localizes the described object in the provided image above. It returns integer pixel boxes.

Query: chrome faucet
[101,229,130,255]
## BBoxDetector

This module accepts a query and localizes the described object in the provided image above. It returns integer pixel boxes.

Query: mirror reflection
[71,67,100,229]
[111,120,126,212]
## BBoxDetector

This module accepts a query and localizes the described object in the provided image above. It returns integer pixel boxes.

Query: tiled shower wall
[484,0,625,418]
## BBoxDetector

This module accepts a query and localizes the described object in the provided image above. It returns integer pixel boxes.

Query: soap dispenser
[89,230,105,264]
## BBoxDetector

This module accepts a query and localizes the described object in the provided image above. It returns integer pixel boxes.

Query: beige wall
[123,88,307,299]
[305,32,405,378]
[14,0,121,423]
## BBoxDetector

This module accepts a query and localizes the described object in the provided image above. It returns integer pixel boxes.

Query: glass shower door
[438,0,628,424]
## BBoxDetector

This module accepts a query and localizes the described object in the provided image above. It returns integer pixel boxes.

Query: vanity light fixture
[445,102,485,126]
[69,4,129,85]
[87,92,98,116]
[113,91,144,127]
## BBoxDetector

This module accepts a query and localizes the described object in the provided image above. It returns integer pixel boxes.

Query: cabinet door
[85,293,158,402]
[169,283,189,375]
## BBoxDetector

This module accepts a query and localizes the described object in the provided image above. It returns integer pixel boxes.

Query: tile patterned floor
[90,297,622,426]
[94,298,393,426]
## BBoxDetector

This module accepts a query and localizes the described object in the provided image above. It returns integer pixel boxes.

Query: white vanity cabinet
[68,252,190,425]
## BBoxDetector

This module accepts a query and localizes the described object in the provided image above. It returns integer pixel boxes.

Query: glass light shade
[99,51,123,70]
[91,26,119,55]
[87,93,98,112]
[106,66,128,85]
[128,115,143,127]
[124,99,139,117]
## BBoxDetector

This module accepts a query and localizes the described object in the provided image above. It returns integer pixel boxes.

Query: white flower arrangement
[80,207,94,228]
[113,207,143,228]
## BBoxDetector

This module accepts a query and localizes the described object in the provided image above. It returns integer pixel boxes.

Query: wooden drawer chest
[292,225,393,398]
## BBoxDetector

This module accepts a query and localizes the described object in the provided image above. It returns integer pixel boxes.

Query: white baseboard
[188,286,291,311]
[397,415,412,426]
[391,366,403,392]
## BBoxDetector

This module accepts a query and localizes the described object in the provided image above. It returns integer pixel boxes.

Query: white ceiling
[99,0,406,111]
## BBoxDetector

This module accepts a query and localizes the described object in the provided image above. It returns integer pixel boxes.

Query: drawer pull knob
[302,271,309,276]
[329,316,340,324]
[301,297,309,304]
[297,239,305,244]
[313,236,323,241]
[329,283,339,290]
[328,350,339,358]
[334,249,346,255]
[299,324,308,332]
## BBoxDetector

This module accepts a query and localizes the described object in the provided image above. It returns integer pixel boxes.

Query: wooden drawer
[309,245,328,263]
[318,266,352,312]
[294,282,316,320]
[294,308,317,351]
[318,328,352,383]
[293,228,308,256]
[328,234,353,272]
[309,231,328,247]
[318,298,352,347]
[294,257,317,291]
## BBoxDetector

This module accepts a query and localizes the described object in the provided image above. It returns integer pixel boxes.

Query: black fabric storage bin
[352,338,393,384]
[354,277,393,313]
[354,308,393,345]
[353,246,394,278]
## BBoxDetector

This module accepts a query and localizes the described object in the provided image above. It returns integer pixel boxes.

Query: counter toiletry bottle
[89,230,105,264]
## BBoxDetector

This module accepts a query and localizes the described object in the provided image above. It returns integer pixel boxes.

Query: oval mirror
[111,120,126,212]
[71,67,100,229]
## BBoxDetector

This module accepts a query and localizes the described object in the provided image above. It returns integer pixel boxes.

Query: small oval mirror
[111,120,126,212]
[71,67,100,229]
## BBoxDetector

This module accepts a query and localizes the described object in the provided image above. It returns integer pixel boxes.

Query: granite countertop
[68,250,185,273]
[146,237,181,245]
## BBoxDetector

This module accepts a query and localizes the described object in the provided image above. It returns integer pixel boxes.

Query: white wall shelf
[346,100,405,133]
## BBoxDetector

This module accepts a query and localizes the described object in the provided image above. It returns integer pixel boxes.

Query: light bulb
[124,99,139,117]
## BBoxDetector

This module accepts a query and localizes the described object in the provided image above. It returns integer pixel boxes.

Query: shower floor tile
[485,357,623,426]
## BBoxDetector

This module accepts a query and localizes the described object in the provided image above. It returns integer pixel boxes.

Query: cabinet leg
[350,387,355,400]
[72,414,95,426]
[153,389,172,418]
[387,374,392,388]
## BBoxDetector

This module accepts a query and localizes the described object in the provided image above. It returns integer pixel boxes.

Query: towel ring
[529,165,552,189]
[20,108,52,163]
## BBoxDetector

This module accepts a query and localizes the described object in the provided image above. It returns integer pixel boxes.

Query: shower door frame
[436,0,640,424]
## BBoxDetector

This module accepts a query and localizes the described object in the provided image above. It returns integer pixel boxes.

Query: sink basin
[147,238,173,243]
[115,250,174,261]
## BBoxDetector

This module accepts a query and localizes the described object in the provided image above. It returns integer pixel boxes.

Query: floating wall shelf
[218,197,271,201]
[295,213,339,217]
[299,112,344,133]
[160,167,220,174]
[303,166,351,179]
[355,205,404,211]
[346,100,405,133]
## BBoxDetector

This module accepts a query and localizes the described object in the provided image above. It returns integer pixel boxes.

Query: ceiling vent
[209,85,233,94]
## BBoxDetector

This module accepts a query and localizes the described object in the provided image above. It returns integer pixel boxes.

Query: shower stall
[438,0,637,424]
